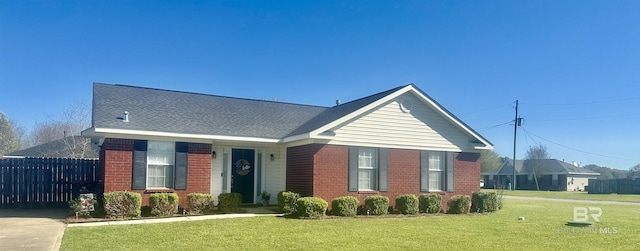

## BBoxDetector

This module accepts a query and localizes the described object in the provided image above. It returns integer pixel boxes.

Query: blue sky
[1,1,639,169]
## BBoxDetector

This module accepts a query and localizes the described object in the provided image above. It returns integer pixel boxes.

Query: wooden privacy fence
[587,179,640,194]
[0,157,101,209]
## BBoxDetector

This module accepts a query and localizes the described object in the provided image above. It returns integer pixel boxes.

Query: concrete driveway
[0,208,67,251]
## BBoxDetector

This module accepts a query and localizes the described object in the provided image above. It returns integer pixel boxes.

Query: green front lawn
[61,198,640,250]
[483,189,640,202]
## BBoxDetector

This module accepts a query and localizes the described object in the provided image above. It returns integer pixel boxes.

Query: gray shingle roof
[91,83,493,147]
[4,136,98,159]
[92,83,329,139]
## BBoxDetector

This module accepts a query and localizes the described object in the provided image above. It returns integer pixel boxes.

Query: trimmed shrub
[364,196,390,216]
[277,191,300,214]
[149,193,179,217]
[419,193,443,214]
[447,195,471,214]
[471,191,501,213]
[103,191,142,219]
[187,193,214,214]
[395,194,419,215]
[296,197,328,218]
[331,196,359,217]
[218,193,242,213]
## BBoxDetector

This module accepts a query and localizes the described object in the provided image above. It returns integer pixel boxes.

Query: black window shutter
[420,150,429,192]
[446,152,455,192]
[378,148,388,192]
[348,146,359,192]
[132,140,147,190]
[174,142,189,190]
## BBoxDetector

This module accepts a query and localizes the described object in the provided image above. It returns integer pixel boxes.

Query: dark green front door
[231,149,255,203]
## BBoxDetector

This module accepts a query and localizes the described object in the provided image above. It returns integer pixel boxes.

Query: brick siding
[101,139,212,208]
[287,144,481,211]
[285,144,320,196]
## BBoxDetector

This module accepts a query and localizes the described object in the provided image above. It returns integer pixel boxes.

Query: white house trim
[282,85,492,150]
[82,127,280,143]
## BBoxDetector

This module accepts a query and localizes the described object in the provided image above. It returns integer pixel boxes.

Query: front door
[231,149,255,203]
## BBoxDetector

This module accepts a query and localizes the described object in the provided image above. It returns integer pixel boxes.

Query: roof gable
[284,84,492,150]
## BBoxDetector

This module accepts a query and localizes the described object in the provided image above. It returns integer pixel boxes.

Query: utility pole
[512,100,522,191]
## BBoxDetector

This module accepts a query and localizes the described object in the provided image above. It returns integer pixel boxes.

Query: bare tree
[523,144,550,190]
[10,119,27,149]
[25,99,93,158]
[0,112,21,156]
[28,120,76,146]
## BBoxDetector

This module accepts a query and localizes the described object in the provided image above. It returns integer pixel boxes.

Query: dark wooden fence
[587,179,640,194]
[0,157,101,209]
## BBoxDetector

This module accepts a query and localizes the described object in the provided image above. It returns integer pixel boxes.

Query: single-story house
[3,136,98,159]
[82,82,493,209]
[482,158,600,191]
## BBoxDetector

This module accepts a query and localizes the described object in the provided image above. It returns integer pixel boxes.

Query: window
[428,152,444,191]
[147,141,175,189]
[358,147,378,190]
[421,151,454,192]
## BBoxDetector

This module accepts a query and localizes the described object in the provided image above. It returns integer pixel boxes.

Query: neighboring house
[3,136,98,159]
[82,83,493,208]
[482,159,600,191]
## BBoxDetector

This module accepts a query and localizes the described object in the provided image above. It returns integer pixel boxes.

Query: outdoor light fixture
[270,154,275,161]
[212,151,217,159]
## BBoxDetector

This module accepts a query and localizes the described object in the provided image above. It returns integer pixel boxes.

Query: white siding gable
[328,92,475,152]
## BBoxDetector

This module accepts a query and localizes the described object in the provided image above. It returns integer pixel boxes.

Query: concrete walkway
[504,195,640,206]
[0,208,67,251]
[67,207,283,228]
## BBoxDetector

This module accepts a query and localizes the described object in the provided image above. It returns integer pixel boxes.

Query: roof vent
[336,99,341,106]
[123,111,129,122]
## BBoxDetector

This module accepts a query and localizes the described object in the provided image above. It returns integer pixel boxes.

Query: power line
[522,97,640,106]
[521,128,540,146]
[476,120,513,132]
[520,128,640,162]
[528,113,640,122]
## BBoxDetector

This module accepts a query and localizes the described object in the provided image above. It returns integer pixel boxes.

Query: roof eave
[281,132,335,143]
[567,172,601,176]
[89,127,280,143]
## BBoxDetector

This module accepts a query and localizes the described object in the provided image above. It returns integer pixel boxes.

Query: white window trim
[146,141,175,189]
[428,152,445,192]
[358,147,378,191]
